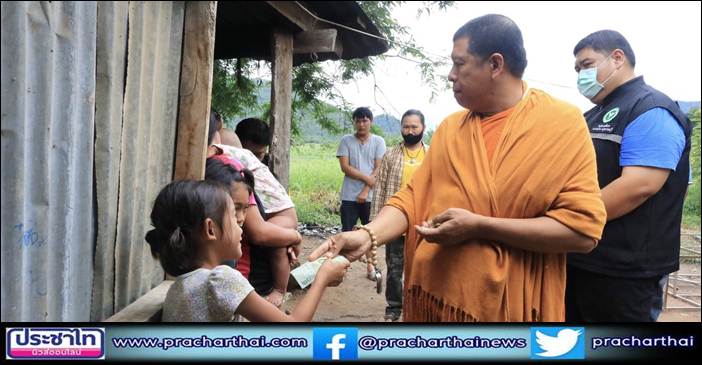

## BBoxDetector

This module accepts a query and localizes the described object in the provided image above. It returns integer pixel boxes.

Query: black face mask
[402,132,423,146]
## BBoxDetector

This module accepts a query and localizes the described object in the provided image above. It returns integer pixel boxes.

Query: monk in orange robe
[311,14,606,322]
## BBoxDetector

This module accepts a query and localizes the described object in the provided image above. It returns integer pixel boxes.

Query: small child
[205,156,300,308]
[207,111,299,308]
[145,180,348,321]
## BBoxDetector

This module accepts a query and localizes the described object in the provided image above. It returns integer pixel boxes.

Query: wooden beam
[266,1,316,32]
[269,31,293,189]
[174,1,217,181]
[104,281,173,322]
[293,28,343,58]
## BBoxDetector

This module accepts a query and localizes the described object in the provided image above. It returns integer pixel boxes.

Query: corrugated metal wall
[91,0,185,321]
[109,0,184,318]
[90,0,129,322]
[1,1,98,322]
[1,1,185,322]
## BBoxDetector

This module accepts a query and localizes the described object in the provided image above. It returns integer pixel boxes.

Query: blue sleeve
[620,108,685,171]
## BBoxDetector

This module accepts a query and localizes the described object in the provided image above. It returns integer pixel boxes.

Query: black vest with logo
[568,76,692,278]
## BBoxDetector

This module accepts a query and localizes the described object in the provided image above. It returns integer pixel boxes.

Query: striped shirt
[370,142,429,220]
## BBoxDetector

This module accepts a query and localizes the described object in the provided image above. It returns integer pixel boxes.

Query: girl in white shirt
[145,180,348,322]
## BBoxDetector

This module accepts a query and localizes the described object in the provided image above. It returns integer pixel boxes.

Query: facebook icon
[313,328,358,360]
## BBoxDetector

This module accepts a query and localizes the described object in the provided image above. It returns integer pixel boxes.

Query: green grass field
[682,114,700,229]
[289,143,344,226]
[290,133,701,229]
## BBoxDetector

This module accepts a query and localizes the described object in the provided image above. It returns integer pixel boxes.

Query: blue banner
[5,325,698,361]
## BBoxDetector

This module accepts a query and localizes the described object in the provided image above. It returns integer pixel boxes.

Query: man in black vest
[567,30,692,322]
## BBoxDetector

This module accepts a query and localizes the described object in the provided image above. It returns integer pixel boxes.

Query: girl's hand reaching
[316,258,350,287]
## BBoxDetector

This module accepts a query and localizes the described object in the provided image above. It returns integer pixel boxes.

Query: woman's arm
[243,206,301,247]
[267,207,298,229]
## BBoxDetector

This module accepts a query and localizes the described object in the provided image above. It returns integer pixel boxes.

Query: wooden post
[174,1,217,180]
[269,31,293,189]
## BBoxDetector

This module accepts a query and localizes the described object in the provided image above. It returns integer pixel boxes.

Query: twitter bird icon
[530,327,585,360]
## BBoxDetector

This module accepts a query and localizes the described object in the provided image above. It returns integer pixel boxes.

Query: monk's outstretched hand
[415,208,485,245]
[308,230,372,263]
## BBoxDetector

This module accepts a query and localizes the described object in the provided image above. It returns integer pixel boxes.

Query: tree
[211,1,455,136]
[211,58,263,124]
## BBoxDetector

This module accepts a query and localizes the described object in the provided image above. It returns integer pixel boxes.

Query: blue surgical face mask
[577,54,616,99]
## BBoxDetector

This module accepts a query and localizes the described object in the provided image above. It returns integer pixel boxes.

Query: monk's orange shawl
[386,88,606,322]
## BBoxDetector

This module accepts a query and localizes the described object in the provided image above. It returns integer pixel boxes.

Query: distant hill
[677,101,700,115]
[373,114,401,136]
[228,82,401,143]
[296,111,349,143]
[295,112,400,143]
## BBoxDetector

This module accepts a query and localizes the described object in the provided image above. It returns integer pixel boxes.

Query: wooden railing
[104,281,174,322]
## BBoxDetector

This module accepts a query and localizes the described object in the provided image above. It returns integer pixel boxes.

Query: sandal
[384,312,401,322]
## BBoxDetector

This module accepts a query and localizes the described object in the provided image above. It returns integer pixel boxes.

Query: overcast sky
[333,1,702,130]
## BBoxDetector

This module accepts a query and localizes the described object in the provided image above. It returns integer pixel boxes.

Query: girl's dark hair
[401,109,425,126]
[204,157,255,193]
[144,180,231,276]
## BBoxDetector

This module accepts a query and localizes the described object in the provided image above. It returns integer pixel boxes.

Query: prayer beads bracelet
[354,225,383,294]
[355,225,378,268]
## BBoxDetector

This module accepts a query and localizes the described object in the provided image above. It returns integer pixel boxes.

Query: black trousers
[248,245,274,295]
[565,265,665,322]
[340,200,371,232]
[385,236,405,316]
[247,191,274,295]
